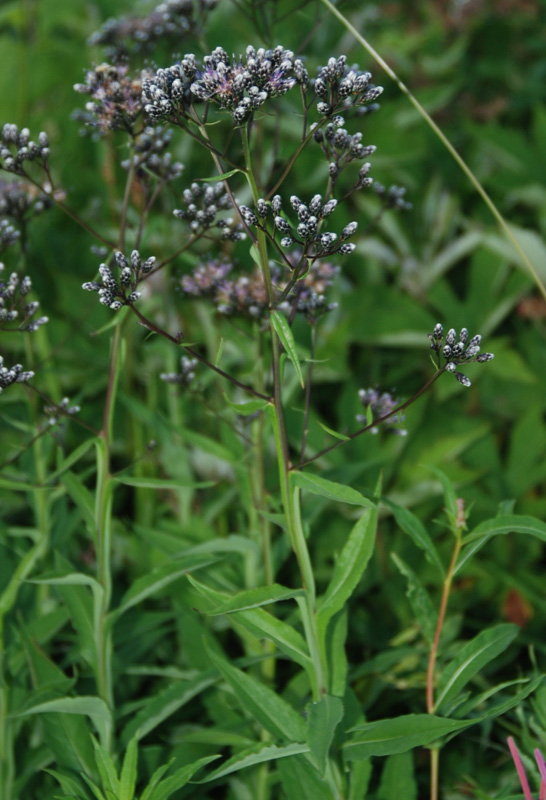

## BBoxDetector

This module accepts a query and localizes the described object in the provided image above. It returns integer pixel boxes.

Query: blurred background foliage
[1,0,546,797]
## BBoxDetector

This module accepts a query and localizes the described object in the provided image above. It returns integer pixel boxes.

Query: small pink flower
[508,737,546,800]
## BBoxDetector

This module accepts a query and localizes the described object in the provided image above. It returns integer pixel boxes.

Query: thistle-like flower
[428,323,494,387]
[82,249,156,310]
[74,64,152,135]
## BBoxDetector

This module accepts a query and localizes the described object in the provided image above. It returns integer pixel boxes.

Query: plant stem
[298,368,445,469]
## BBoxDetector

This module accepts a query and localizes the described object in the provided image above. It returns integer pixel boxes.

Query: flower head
[74,64,152,135]
[82,249,156,311]
[428,323,494,387]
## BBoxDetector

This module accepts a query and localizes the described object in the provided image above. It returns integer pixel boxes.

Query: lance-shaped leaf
[270,310,305,388]
[291,471,374,507]
[198,743,310,783]
[306,695,344,776]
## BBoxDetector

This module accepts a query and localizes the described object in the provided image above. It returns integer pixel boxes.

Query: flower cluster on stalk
[82,250,156,310]
[44,396,81,426]
[0,355,34,393]
[0,264,48,331]
[240,193,358,257]
[121,126,184,183]
[0,219,19,253]
[356,388,407,436]
[429,323,494,387]
[0,125,49,175]
[181,254,338,320]
[0,179,62,223]
[173,182,246,240]
[313,55,383,118]
[160,356,198,387]
[74,64,152,135]
[88,0,217,59]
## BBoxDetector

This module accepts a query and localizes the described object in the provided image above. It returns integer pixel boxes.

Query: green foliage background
[1,1,546,798]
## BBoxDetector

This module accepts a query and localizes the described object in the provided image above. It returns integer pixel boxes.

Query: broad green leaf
[145,756,220,800]
[377,752,417,800]
[291,472,373,507]
[110,554,219,622]
[223,395,270,416]
[391,553,436,645]
[306,695,344,776]
[206,642,307,742]
[344,714,475,759]
[119,736,138,800]
[317,506,378,646]
[92,738,119,798]
[198,743,310,782]
[435,624,519,712]
[113,476,214,489]
[456,515,546,575]
[383,498,444,576]
[277,755,333,800]
[270,310,305,388]
[121,671,217,745]
[348,760,372,800]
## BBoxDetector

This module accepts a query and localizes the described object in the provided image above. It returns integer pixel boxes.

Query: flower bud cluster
[356,388,407,436]
[160,355,198,387]
[82,249,156,311]
[240,193,358,257]
[0,264,48,331]
[143,44,307,123]
[0,125,50,174]
[74,64,152,134]
[181,254,339,320]
[88,0,216,59]
[373,182,412,211]
[0,219,19,252]
[428,323,494,387]
[313,119,376,173]
[0,179,58,223]
[313,56,383,118]
[0,355,34,393]
[174,182,246,240]
[44,396,81,426]
[121,126,184,182]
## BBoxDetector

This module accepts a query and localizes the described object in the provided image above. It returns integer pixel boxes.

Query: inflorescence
[313,55,383,118]
[160,356,198,387]
[429,323,494,387]
[0,355,34,393]
[121,126,184,183]
[82,250,156,310]
[0,263,48,331]
[240,193,358,257]
[74,64,153,135]
[356,388,407,436]
[174,182,246,240]
[0,125,49,174]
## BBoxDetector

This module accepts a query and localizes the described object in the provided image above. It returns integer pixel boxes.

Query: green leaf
[306,695,344,776]
[15,696,112,750]
[223,395,270,416]
[110,554,219,622]
[120,672,217,745]
[383,498,444,576]
[145,756,220,800]
[391,553,436,645]
[435,624,519,712]
[277,755,333,800]
[348,761,372,800]
[317,506,378,646]
[316,421,350,441]
[113,476,214,489]
[198,743,310,782]
[377,752,417,800]
[426,466,458,530]
[139,762,173,800]
[60,471,96,535]
[191,579,305,615]
[181,429,236,462]
[199,168,242,181]
[291,472,374,507]
[206,642,307,742]
[344,714,475,759]
[119,736,138,800]
[456,515,546,575]
[45,769,90,800]
[270,310,304,388]
[47,438,95,484]
[92,738,119,798]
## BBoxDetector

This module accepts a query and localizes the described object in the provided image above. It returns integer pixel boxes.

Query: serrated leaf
[291,472,373,507]
[198,743,310,782]
[435,624,519,712]
[270,310,304,388]
[306,695,344,776]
